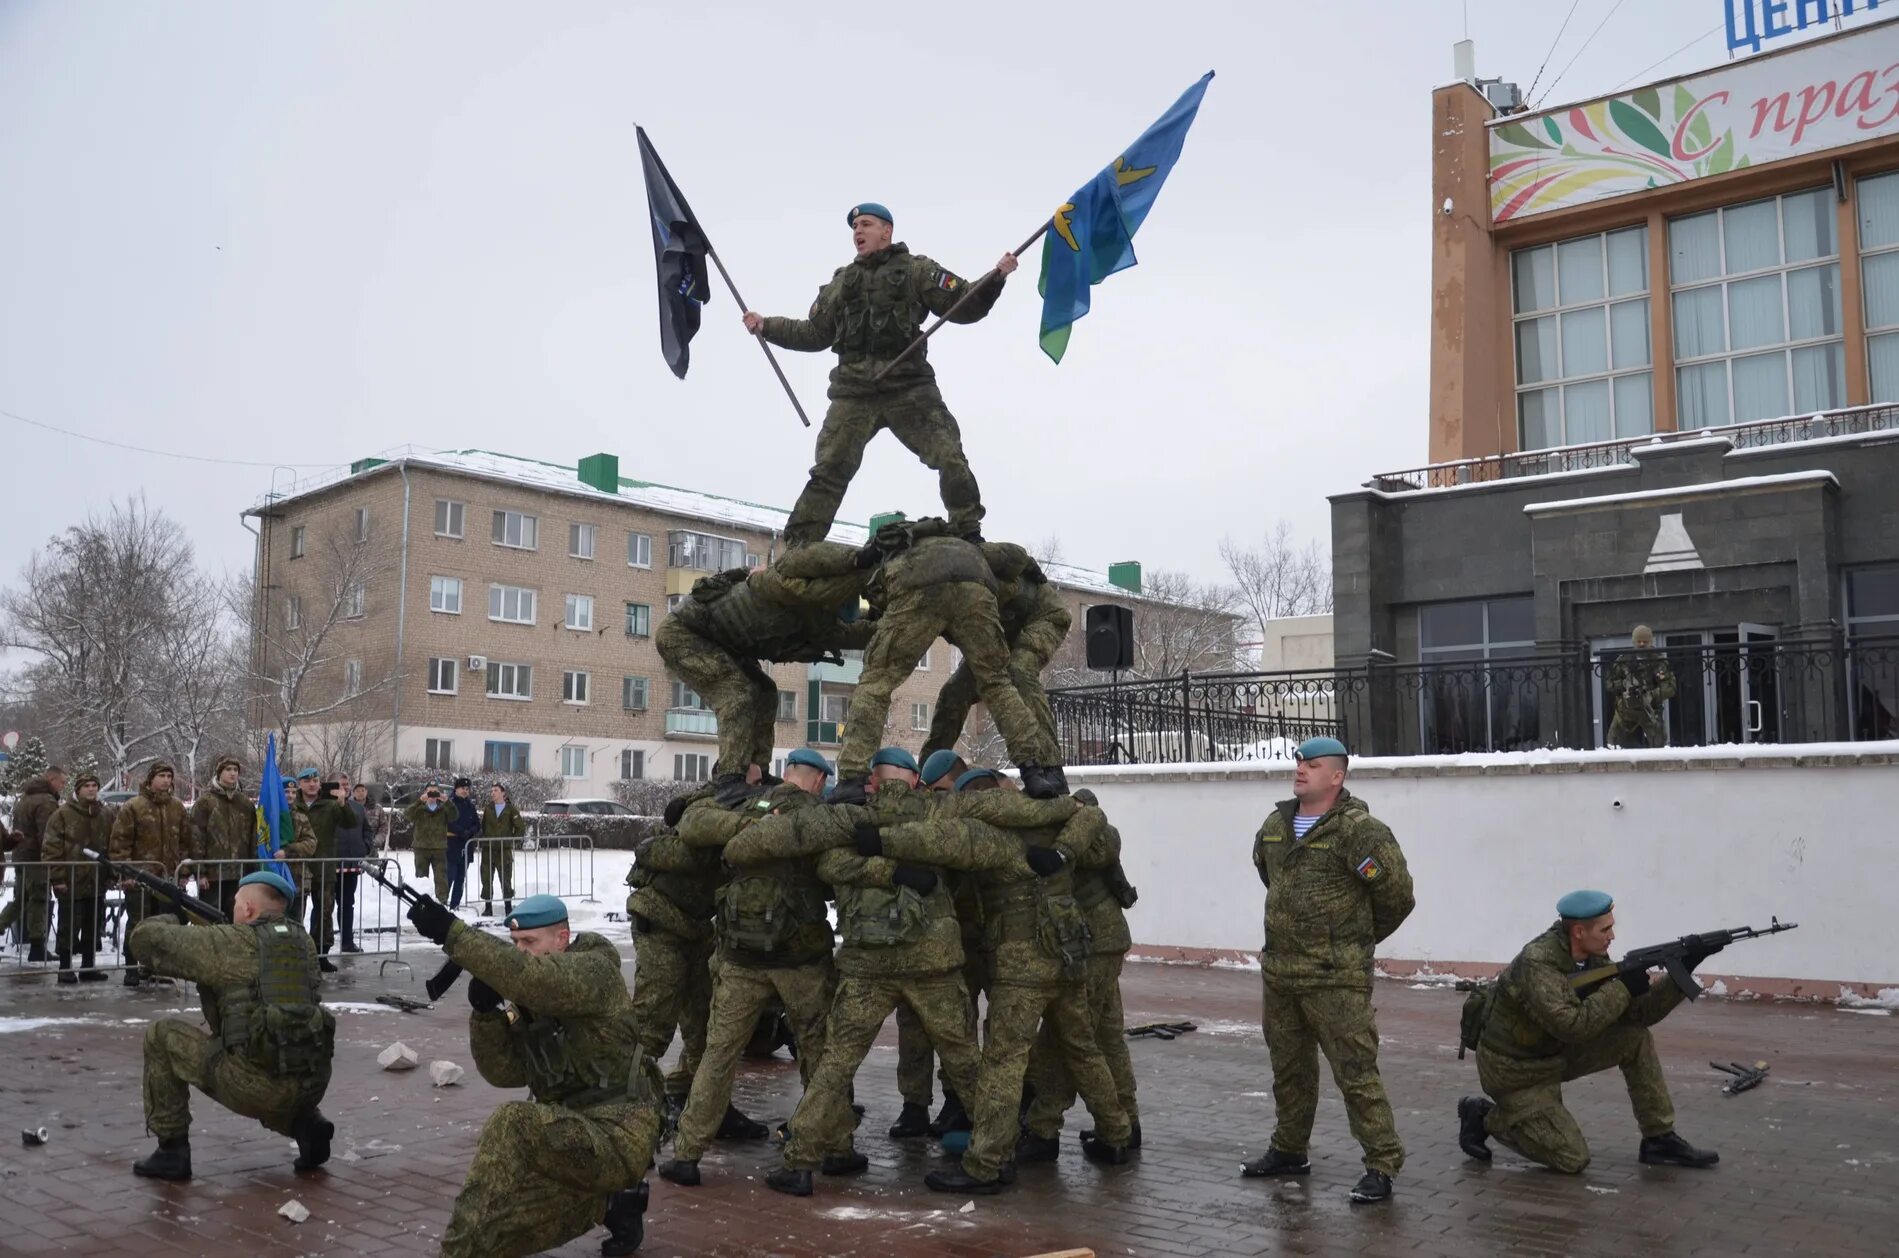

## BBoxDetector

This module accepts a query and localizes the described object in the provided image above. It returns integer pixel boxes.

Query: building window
[1670,188,1844,428]
[628,532,653,568]
[1846,565,1899,739]
[624,602,651,637]
[560,745,587,778]
[427,657,458,694]
[911,701,930,731]
[563,670,590,704]
[284,594,301,630]
[914,648,930,672]
[778,690,798,721]
[822,692,849,724]
[289,525,306,559]
[1860,172,1899,402]
[487,661,532,700]
[489,584,537,624]
[671,681,707,710]
[620,749,644,780]
[425,737,453,769]
[354,507,370,542]
[569,522,597,560]
[666,593,687,613]
[1417,597,1539,754]
[565,594,594,631]
[492,509,539,550]
[344,659,363,696]
[947,646,962,673]
[344,582,366,619]
[429,575,463,614]
[435,499,465,539]
[623,676,650,711]
[1512,225,1652,449]
[673,753,709,782]
[484,741,531,773]
[668,529,747,572]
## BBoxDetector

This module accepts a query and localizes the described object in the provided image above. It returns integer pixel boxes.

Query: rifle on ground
[1571,919,1798,1001]
[83,848,229,926]
[357,861,465,1001]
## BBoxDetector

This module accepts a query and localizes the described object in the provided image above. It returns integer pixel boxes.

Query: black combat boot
[292,1110,334,1171]
[1458,1096,1494,1161]
[503,900,513,917]
[122,969,143,988]
[924,1166,1006,1195]
[716,1104,768,1141]
[820,1151,868,1176]
[1240,1147,1311,1177]
[1079,1131,1130,1165]
[600,1182,647,1256]
[482,901,494,917]
[27,941,48,964]
[1349,1170,1393,1203]
[1083,1120,1141,1150]
[656,1158,699,1186]
[1017,763,1070,800]
[57,966,77,985]
[133,1136,192,1180]
[1639,1131,1719,1168]
[929,1091,971,1136]
[317,957,338,973]
[341,938,363,954]
[78,956,106,982]
[888,1101,931,1139]
[1015,1130,1060,1163]
[764,1167,812,1197]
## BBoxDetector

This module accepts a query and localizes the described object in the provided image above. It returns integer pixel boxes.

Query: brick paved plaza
[1,958,1892,1257]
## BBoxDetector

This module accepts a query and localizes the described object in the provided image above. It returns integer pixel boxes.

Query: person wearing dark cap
[109,762,193,986]
[1459,890,1721,1174]
[405,892,662,1258]
[1242,736,1413,1204]
[446,777,482,911]
[0,763,63,961]
[187,756,255,922]
[41,772,112,982]
[404,784,454,900]
[127,870,336,1182]
[294,769,349,971]
[740,203,1016,547]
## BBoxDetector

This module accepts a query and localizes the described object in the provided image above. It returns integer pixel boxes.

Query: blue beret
[954,768,999,791]
[506,894,569,930]
[1295,736,1349,761]
[786,748,835,776]
[870,746,919,773]
[920,750,964,785]
[1557,889,1614,920]
[239,870,296,901]
[940,1128,970,1155]
[848,202,893,226]
[280,775,298,789]
[297,767,321,780]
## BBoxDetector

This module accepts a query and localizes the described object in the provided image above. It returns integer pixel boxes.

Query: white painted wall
[1070,746,1899,991]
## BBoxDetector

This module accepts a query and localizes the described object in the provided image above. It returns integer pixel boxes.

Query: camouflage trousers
[1260,981,1405,1174]
[1607,710,1665,748]
[784,382,983,547]
[478,845,515,901]
[0,865,50,946]
[964,977,1132,1180]
[1476,1025,1677,1174]
[895,947,987,1106]
[841,585,1062,777]
[1025,950,1139,1138]
[782,970,982,1170]
[674,957,838,1161]
[413,848,451,902]
[924,649,1058,761]
[654,616,778,777]
[142,1019,328,1140]
[632,931,714,1099]
[440,1099,661,1258]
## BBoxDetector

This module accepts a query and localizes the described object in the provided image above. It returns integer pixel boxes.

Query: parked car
[100,790,138,807]
[539,798,637,816]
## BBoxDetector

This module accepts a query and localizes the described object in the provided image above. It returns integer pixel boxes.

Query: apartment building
[244,448,1158,793]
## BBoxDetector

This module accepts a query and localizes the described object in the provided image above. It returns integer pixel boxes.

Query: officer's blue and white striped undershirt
[1291,812,1322,840]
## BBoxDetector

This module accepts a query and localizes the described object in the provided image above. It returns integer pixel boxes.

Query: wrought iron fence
[1048,634,1899,765]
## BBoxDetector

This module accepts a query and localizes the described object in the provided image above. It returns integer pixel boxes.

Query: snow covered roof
[1522,471,1839,516]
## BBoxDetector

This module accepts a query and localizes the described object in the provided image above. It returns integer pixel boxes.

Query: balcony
[806,719,842,747]
[665,708,719,739]
[810,655,863,684]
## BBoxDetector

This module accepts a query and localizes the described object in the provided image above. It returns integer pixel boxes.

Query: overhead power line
[3,408,340,469]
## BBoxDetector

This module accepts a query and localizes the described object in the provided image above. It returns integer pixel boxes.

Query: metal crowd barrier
[176,857,408,958]
[467,834,596,904]
[1,858,172,978]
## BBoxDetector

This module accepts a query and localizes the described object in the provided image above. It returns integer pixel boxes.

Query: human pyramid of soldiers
[88,204,1734,1258]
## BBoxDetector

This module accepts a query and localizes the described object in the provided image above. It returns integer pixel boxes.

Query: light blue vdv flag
[1038,71,1213,362]
[256,733,296,892]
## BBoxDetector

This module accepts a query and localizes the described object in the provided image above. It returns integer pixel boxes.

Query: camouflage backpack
[718,872,824,954]
[1032,884,1093,976]
[226,920,334,1077]
[839,883,931,948]
[1456,979,1497,1060]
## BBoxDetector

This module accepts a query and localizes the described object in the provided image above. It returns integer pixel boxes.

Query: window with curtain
[1669,188,1844,428]
[1511,225,1653,450]
[1860,171,1899,403]
[1416,597,1539,753]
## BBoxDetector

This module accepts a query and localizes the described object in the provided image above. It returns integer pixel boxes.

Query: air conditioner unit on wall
[467,655,487,672]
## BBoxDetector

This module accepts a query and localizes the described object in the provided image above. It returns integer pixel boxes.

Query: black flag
[637,127,710,379]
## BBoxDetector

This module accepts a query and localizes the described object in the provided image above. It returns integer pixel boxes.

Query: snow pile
[1837,987,1899,1010]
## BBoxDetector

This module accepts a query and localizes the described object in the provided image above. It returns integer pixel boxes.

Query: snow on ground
[1837,986,1899,1011]
[0,1017,96,1034]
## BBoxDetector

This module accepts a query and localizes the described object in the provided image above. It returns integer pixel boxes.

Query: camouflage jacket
[870,534,996,607]
[758,242,1003,398]
[625,830,721,943]
[1609,653,1676,721]
[679,784,834,967]
[41,798,111,897]
[190,782,257,879]
[480,801,527,840]
[109,783,192,875]
[997,571,1070,661]
[128,910,322,1035]
[1478,923,1685,1081]
[9,776,61,862]
[1071,813,1133,956]
[1251,790,1414,991]
[404,801,452,854]
[666,575,872,664]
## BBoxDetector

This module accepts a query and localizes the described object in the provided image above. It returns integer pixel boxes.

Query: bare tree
[1219,522,1332,650]
[150,579,245,789]
[1129,570,1243,678]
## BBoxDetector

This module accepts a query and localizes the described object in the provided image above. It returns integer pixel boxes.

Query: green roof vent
[350,457,387,475]
[578,452,620,494]
[867,510,907,534]
[1108,561,1143,594]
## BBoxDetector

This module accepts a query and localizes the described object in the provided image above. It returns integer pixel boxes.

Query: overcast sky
[0,1,1855,589]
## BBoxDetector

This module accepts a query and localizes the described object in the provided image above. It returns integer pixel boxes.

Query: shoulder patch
[935,269,961,292]
[1354,855,1381,881]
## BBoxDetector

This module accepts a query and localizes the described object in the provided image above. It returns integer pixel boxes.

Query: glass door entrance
[1591,624,1782,747]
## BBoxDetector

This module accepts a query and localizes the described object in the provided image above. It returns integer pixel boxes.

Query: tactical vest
[672,578,840,663]
[718,860,829,955]
[517,1006,662,1110]
[217,919,334,1077]
[1074,863,1139,913]
[879,535,997,598]
[981,877,1091,975]
[830,255,924,361]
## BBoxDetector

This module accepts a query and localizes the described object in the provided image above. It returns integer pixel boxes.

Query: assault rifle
[83,848,229,926]
[1571,919,1798,1001]
[358,861,465,1000]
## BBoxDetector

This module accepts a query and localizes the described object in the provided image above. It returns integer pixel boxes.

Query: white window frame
[628,532,653,568]
[562,669,591,704]
[344,582,366,619]
[429,575,463,615]
[289,525,306,559]
[914,648,931,672]
[623,676,649,711]
[435,499,465,539]
[667,529,747,572]
[486,661,532,700]
[484,740,530,773]
[491,509,539,551]
[624,602,651,637]
[671,680,706,710]
[1511,225,1653,450]
[1859,171,1899,402]
[620,748,644,780]
[284,594,302,630]
[565,593,594,631]
[569,522,597,560]
[560,745,588,779]
[344,658,363,696]
[778,689,797,721]
[673,752,709,782]
[911,700,930,731]
[427,657,458,694]
[424,737,453,769]
[354,507,370,543]
[489,584,538,625]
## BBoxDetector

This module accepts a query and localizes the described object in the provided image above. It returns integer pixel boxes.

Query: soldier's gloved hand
[853,541,882,569]
[1615,967,1652,998]
[853,823,883,857]
[891,865,937,896]
[1681,937,1725,971]
[1025,846,1066,878]
[408,896,456,946]
[468,977,504,1014]
[663,794,693,828]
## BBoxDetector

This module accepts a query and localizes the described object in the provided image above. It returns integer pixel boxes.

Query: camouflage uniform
[842,531,1063,777]
[40,794,112,970]
[129,911,333,1141]
[894,874,988,1112]
[1476,923,1686,1173]
[404,799,453,901]
[0,775,60,950]
[924,545,1071,758]
[625,827,720,1102]
[1607,652,1676,748]
[295,793,347,952]
[1251,790,1414,1175]
[758,243,1004,546]
[656,543,875,777]
[439,921,663,1258]
[188,780,257,922]
[108,765,193,958]
[669,785,838,1162]
[478,798,527,904]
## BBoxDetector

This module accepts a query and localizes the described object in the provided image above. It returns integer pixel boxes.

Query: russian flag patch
[1355,855,1380,881]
